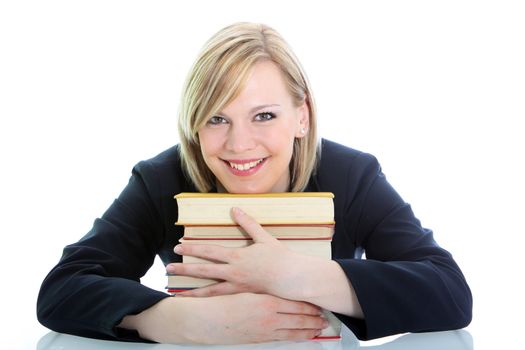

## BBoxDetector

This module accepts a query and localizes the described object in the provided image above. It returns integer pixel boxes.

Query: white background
[1,1,524,349]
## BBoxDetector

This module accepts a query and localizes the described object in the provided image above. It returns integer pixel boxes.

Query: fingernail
[166,264,176,273]
[174,245,182,253]
[232,207,243,215]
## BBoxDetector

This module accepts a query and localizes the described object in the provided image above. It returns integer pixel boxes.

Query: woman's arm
[37,161,170,341]
[330,151,472,339]
[118,292,327,344]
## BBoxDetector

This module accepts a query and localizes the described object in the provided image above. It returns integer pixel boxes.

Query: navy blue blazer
[37,139,472,341]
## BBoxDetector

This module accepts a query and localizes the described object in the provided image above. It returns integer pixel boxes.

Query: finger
[166,262,232,281]
[176,281,243,297]
[173,243,235,263]
[231,207,278,244]
[271,298,323,316]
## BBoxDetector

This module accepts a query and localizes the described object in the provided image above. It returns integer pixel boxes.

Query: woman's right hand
[119,292,328,344]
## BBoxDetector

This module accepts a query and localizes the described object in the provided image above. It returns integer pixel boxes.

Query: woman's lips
[222,157,267,176]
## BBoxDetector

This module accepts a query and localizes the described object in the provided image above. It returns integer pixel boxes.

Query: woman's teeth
[228,159,263,171]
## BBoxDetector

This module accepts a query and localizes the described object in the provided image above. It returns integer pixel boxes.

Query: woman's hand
[166,207,324,300]
[120,293,328,344]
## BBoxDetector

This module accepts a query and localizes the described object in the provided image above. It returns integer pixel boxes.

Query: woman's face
[198,60,309,194]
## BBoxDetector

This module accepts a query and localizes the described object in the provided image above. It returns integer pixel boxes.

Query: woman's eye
[207,116,227,125]
[254,112,276,121]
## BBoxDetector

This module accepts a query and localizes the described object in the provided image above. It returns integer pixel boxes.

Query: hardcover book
[174,192,335,225]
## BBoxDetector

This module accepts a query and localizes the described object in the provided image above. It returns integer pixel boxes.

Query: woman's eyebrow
[217,104,281,118]
[249,104,280,113]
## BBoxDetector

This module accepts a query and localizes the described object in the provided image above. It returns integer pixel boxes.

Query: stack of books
[168,192,342,340]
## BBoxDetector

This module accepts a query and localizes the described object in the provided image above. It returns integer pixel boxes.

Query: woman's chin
[219,182,270,194]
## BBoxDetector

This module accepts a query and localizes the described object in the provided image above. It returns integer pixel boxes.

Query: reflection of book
[174,192,335,225]
[169,192,341,340]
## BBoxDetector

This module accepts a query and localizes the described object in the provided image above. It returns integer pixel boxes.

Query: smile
[228,159,264,171]
[222,157,267,176]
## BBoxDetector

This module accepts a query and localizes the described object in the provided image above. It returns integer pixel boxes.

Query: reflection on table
[37,326,472,350]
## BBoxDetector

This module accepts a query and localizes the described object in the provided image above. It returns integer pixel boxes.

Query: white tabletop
[33,327,472,350]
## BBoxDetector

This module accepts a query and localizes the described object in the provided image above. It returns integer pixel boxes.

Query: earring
[300,128,306,135]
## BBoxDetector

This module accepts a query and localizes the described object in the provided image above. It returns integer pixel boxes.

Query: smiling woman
[36,22,472,345]
[177,23,318,195]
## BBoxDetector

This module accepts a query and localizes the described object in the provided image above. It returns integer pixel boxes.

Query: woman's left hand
[166,207,317,300]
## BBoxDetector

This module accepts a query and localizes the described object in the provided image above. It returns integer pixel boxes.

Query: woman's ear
[295,100,310,138]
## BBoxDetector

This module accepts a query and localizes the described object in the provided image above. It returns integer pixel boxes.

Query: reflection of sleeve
[37,161,170,341]
[332,152,472,340]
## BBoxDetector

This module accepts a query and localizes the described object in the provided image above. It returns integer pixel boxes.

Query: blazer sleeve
[37,161,171,342]
[332,153,472,340]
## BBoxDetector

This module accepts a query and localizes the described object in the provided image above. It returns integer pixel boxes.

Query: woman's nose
[225,122,256,153]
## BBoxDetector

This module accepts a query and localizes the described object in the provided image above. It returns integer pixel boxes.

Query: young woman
[37,22,472,344]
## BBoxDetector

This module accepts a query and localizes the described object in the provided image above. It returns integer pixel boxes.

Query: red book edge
[166,288,194,293]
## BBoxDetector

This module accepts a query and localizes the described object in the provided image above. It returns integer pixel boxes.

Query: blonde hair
[178,22,319,192]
